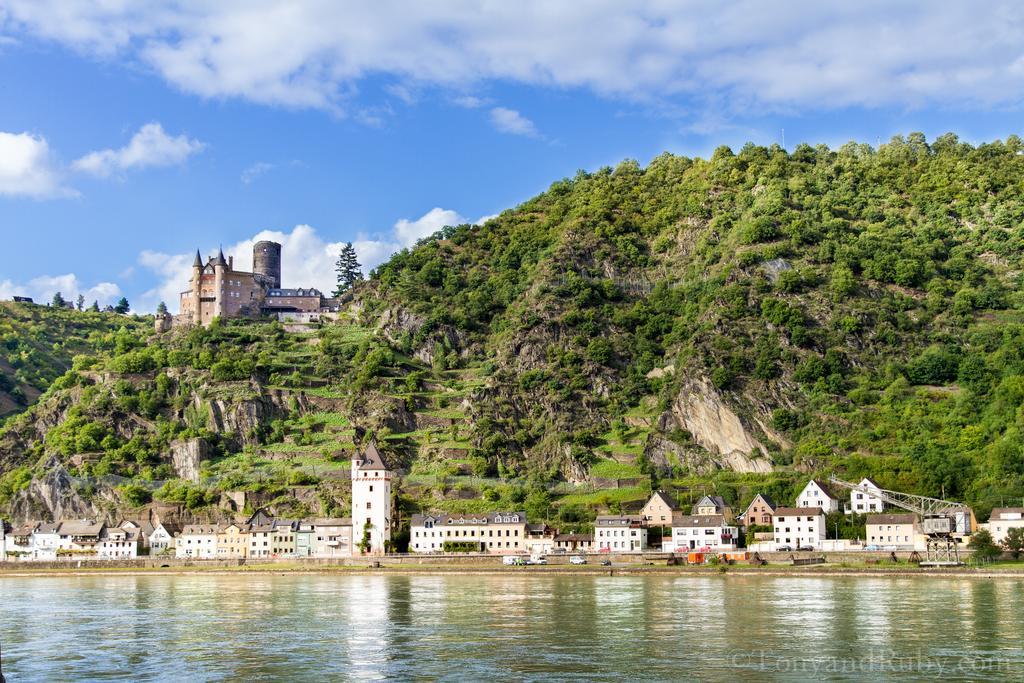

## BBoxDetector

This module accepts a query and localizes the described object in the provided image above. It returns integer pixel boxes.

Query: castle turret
[253,241,282,289]
[213,248,227,319]
[190,250,202,325]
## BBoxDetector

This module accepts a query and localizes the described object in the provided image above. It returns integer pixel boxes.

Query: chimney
[229,256,234,270]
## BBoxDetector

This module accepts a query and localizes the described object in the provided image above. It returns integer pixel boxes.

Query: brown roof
[773,507,826,517]
[867,513,917,525]
[646,490,680,511]
[989,508,1024,519]
[57,520,104,536]
[554,533,594,542]
[741,494,777,516]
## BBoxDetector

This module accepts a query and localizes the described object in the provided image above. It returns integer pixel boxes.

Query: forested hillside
[0,302,149,423]
[3,133,1024,532]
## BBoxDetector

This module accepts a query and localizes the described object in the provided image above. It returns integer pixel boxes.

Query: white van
[569,555,586,565]
[503,555,525,566]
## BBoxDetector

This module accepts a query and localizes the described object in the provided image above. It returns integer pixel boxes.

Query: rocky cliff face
[657,377,776,473]
[170,438,213,483]
[10,456,109,522]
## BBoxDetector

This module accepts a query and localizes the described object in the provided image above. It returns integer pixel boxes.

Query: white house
[670,515,738,552]
[524,523,557,555]
[595,515,647,553]
[176,525,221,559]
[796,480,841,513]
[57,520,105,556]
[4,522,37,560]
[848,478,885,515]
[866,513,917,549]
[310,518,353,558]
[409,511,528,554]
[98,526,139,559]
[351,442,393,555]
[148,522,181,555]
[32,522,63,560]
[984,508,1024,545]
[249,524,275,558]
[773,507,826,549]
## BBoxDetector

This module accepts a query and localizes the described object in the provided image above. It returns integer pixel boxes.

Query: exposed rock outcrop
[657,377,775,473]
[10,457,109,522]
[170,438,213,483]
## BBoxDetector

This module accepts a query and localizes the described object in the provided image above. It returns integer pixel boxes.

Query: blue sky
[2,1,1023,312]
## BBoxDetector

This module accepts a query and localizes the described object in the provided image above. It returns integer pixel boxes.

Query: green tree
[1004,527,1024,560]
[968,529,1001,563]
[114,297,130,314]
[333,242,363,297]
[51,291,66,307]
[76,294,85,311]
[89,300,100,312]
[156,301,168,315]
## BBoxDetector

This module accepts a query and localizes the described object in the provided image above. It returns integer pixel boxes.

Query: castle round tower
[252,241,282,289]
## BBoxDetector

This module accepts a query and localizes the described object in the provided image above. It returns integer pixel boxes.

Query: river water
[1,573,1022,681]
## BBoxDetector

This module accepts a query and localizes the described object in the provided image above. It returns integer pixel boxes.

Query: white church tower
[351,442,392,555]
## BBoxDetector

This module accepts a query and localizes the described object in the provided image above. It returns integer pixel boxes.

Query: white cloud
[452,95,489,108]
[489,107,539,137]
[4,2,1023,113]
[139,208,470,313]
[72,122,205,177]
[0,273,120,306]
[0,131,75,198]
[241,161,273,184]
[393,207,465,247]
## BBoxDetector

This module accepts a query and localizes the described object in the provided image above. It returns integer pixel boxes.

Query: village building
[524,523,557,555]
[351,442,393,555]
[149,522,181,554]
[848,477,885,515]
[32,522,62,560]
[739,494,777,528]
[58,519,105,556]
[641,491,681,528]
[310,518,353,557]
[866,513,918,549]
[5,522,38,559]
[176,525,221,559]
[217,523,250,558]
[984,508,1024,545]
[554,533,594,553]
[295,521,316,557]
[773,507,827,549]
[669,515,738,552]
[409,512,528,553]
[271,520,298,557]
[796,480,841,513]
[595,515,647,553]
[692,495,734,522]
[119,520,155,554]
[98,526,139,559]
[249,524,275,558]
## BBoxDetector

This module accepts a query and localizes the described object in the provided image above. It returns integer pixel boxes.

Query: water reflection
[2,574,1024,681]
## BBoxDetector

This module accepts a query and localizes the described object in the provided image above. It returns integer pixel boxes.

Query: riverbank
[3,560,1024,579]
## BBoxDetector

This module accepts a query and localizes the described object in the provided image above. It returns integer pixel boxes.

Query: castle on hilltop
[157,240,337,330]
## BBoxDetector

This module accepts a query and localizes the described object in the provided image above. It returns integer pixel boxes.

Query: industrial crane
[829,475,971,566]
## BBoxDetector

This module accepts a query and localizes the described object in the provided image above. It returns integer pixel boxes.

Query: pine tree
[156,301,168,315]
[333,242,363,297]
[89,300,100,312]
[76,294,85,311]
[51,291,65,308]
[114,297,130,314]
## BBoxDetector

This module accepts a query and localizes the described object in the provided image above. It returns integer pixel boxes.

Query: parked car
[797,545,815,551]
[503,555,526,566]
[600,559,612,566]
[776,545,793,552]
[569,556,586,565]
[529,556,548,565]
